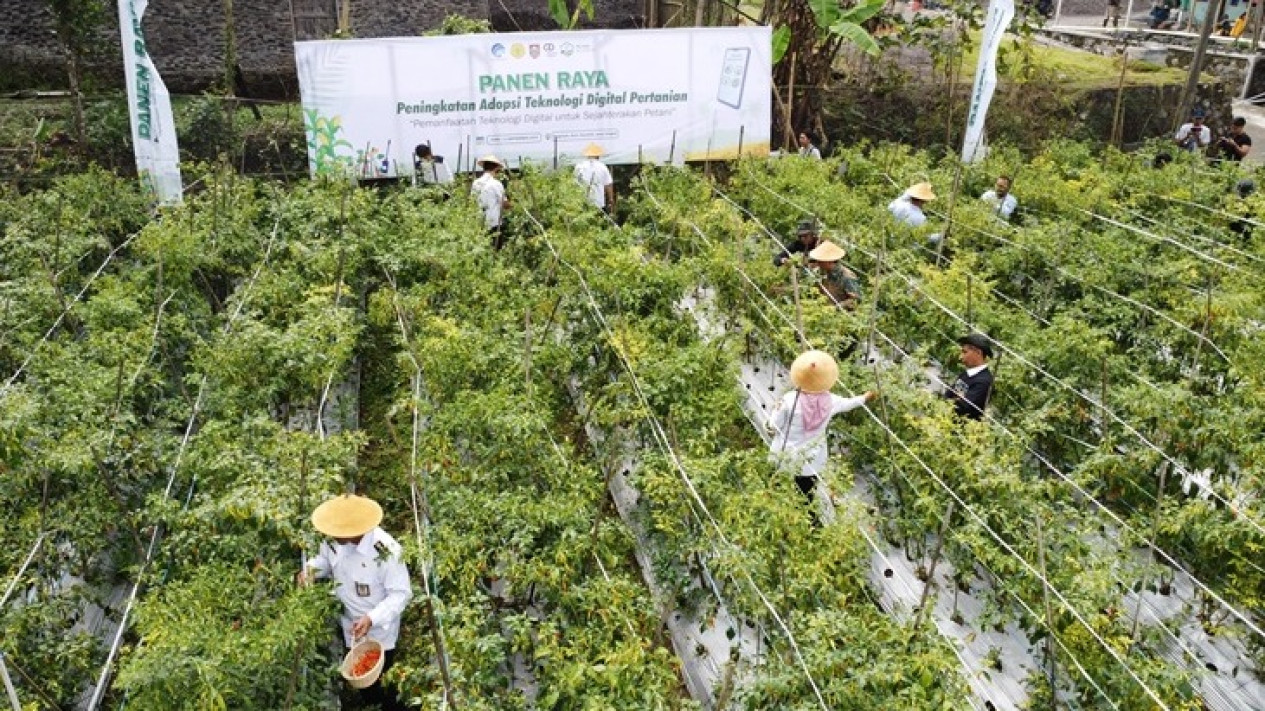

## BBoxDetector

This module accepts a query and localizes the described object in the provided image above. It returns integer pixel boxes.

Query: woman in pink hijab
[768,350,876,521]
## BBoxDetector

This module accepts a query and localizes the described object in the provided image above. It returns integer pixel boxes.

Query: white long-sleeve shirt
[887,196,927,227]
[980,190,1018,220]
[767,390,868,478]
[471,173,505,229]
[307,527,413,650]
[573,158,613,209]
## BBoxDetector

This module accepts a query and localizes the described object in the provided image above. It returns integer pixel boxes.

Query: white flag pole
[961,0,1016,163]
[118,0,183,204]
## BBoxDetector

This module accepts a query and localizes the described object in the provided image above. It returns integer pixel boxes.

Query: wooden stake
[1035,513,1057,707]
[966,273,973,325]
[1191,280,1214,372]
[1099,357,1109,437]
[1130,461,1169,650]
[524,305,533,401]
[1109,37,1130,149]
[936,159,965,267]
[789,261,805,347]
[1176,0,1225,133]
[915,501,956,630]
[785,53,797,149]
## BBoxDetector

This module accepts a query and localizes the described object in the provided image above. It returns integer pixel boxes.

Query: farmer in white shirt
[471,154,509,248]
[888,181,936,228]
[797,131,822,159]
[768,350,876,524]
[302,494,412,711]
[980,175,1018,220]
[573,143,615,213]
[1174,108,1212,152]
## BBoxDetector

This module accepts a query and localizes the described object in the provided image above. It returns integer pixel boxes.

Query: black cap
[796,218,819,234]
[957,333,994,358]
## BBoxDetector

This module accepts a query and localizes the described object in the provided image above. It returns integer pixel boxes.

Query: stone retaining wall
[0,0,643,96]
[1039,26,1265,99]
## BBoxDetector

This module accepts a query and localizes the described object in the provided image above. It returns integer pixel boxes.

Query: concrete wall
[0,0,644,96]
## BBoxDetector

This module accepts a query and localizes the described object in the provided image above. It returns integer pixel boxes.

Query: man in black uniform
[944,333,994,420]
[774,218,822,266]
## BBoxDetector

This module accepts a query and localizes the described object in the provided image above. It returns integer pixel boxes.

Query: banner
[960,0,1014,163]
[118,0,183,204]
[295,27,771,177]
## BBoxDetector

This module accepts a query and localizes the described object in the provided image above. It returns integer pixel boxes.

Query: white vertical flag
[118,0,183,204]
[961,0,1014,163]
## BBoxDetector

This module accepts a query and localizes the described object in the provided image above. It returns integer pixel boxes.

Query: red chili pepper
[352,648,381,677]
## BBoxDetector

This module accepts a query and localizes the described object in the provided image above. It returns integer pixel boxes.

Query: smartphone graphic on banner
[717,47,750,109]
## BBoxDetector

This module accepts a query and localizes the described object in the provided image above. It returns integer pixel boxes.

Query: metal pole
[0,652,20,711]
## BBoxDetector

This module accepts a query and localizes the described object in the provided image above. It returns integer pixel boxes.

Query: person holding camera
[1174,109,1212,152]
[1218,117,1253,162]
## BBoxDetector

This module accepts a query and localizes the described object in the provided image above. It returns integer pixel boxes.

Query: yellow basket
[340,637,385,689]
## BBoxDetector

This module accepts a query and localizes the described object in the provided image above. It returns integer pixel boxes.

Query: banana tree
[767,0,886,151]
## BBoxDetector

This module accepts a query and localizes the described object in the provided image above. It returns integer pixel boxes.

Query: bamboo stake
[785,53,797,150]
[1176,0,1225,133]
[0,653,19,711]
[914,501,956,630]
[1129,461,1169,650]
[1110,37,1130,149]
[1100,357,1110,439]
[1191,280,1214,372]
[789,261,805,347]
[966,273,973,325]
[524,305,533,401]
[935,159,965,267]
[1035,513,1057,708]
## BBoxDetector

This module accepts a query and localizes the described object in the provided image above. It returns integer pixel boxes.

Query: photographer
[1174,108,1211,152]
[1217,117,1253,162]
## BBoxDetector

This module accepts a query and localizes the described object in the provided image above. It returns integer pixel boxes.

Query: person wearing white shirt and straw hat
[472,154,509,248]
[573,143,615,213]
[888,181,936,228]
[302,494,412,711]
[768,350,876,524]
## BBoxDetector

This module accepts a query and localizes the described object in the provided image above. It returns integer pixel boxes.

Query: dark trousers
[795,475,821,526]
[356,648,404,711]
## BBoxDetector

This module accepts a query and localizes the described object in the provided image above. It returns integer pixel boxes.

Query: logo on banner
[510,43,526,58]
[560,42,574,56]
[543,42,556,56]
[529,44,540,58]
[491,43,506,58]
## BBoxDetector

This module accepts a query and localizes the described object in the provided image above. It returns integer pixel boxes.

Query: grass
[955,31,1200,88]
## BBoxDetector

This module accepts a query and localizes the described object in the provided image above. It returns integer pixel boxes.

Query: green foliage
[771,26,791,64]
[3,140,1263,709]
[430,13,493,35]
[116,564,340,710]
[548,0,597,29]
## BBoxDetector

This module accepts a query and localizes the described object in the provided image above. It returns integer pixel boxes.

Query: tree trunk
[64,49,87,149]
